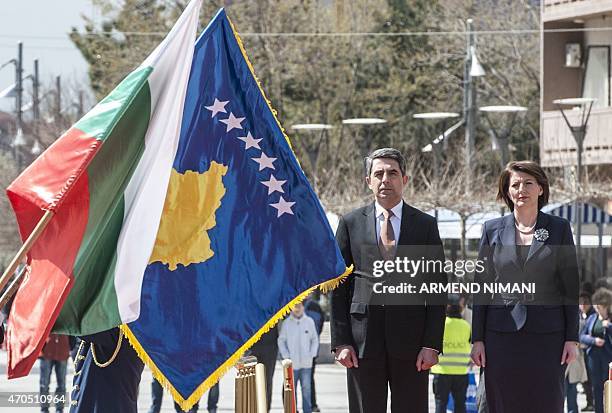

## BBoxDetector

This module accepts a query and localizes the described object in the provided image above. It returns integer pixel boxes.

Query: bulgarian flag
[5,0,202,378]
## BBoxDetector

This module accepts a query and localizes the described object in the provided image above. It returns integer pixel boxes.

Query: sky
[0,0,95,112]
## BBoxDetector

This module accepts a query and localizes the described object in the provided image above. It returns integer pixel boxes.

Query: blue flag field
[121,8,350,410]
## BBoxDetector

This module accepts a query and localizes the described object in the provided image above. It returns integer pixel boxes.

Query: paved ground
[0,350,590,412]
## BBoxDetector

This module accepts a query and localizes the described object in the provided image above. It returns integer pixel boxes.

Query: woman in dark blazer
[470,161,580,413]
[580,288,612,413]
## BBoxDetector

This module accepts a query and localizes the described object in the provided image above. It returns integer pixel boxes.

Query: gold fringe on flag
[226,16,299,160]
[120,265,352,412]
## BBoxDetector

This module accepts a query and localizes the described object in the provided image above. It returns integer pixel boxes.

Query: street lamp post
[291,123,333,191]
[414,112,461,180]
[0,43,22,137]
[464,19,486,187]
[341,117,387,176]
[415,112,461,221]
[553,97,595,267]
[478,105,528,169]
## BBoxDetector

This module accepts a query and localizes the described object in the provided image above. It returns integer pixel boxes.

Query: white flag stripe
[114,0,202,323]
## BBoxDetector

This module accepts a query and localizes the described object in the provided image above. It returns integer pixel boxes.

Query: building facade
[542,0,612,169]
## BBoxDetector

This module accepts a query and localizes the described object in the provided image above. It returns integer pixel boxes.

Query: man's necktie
[379,209,395,260]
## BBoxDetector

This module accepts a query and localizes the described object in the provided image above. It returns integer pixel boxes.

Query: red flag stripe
[6,129,96,378]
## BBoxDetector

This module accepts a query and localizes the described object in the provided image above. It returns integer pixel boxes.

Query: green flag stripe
[54,80,152,335]
[74,67,152,141]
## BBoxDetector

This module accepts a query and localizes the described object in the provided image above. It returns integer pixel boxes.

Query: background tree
[69,0,542,213]
[0,152,20,268]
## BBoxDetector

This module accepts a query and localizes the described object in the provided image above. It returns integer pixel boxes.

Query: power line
[2,26,612,39]
[0,44,77,51]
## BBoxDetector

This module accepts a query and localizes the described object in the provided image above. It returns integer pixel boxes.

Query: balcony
[543,0,612,22]
[541,107,612,167]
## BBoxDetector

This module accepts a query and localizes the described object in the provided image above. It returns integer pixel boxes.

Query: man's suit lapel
[364,203,377,246]
[363,203,382,264]
[397,202,418,246]
[363,201,418,256]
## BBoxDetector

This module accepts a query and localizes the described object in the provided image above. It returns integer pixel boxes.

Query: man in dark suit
[331,147,446,413]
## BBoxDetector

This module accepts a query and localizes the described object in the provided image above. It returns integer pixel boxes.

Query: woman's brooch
[534,228,549,242]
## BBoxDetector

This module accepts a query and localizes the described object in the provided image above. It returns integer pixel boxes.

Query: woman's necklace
[515,220,536,234]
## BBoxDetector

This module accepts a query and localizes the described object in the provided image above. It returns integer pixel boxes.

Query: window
[582,45,610,107]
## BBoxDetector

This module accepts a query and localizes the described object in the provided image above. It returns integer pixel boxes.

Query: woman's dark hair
[497,161,549,211]
[592,288,612,308]
[579,291,592,304]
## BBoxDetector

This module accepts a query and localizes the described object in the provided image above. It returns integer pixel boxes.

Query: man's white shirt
[374,200,403,245]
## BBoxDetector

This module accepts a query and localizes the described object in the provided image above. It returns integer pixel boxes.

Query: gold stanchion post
[255,363,267,413]
[235,356,258,413]
[282,359,296,413]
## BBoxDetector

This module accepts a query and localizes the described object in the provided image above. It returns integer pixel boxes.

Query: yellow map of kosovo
[149,161,228,270]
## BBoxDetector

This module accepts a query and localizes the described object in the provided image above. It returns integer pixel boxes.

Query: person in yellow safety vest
[431,296,472,413]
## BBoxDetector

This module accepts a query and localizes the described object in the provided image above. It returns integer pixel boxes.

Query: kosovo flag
[122,9,350,411]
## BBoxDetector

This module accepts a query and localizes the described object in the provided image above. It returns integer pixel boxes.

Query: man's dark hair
[364,148,406,177]
[446,304,463,318]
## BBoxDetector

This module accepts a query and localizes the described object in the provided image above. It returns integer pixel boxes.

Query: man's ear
[365,176,371,186]
[402,175,408,185]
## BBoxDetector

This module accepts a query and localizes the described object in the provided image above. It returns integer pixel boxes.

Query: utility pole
[55,75,61,119]
[33,59,40,122]
[15,42,23,131]
[32,58,41,158]
[78,90,84,118]
[463,19,477,187]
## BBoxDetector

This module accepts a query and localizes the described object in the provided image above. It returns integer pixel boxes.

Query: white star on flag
[270,196,295,217]
[219,112,245,132]
[261,174,286,194]
[237,132,262,150]
[252,152,277,171]
[204,98,229,117]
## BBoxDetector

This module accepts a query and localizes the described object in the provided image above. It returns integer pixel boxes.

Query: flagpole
[0,266,27,310]
[0,210,54,309]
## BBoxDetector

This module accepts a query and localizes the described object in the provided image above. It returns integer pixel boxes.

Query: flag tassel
[120,265,353,412]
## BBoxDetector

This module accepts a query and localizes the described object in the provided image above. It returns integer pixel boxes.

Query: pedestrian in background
[278,302,319,413]
[39,333,70,413]
[580,288,612,413]
[580,291,597,411]
[565,347,588,413]
[249,326,279,411]
[147,378,219,413]
[431,296,472,413]
[304,293,324,412]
